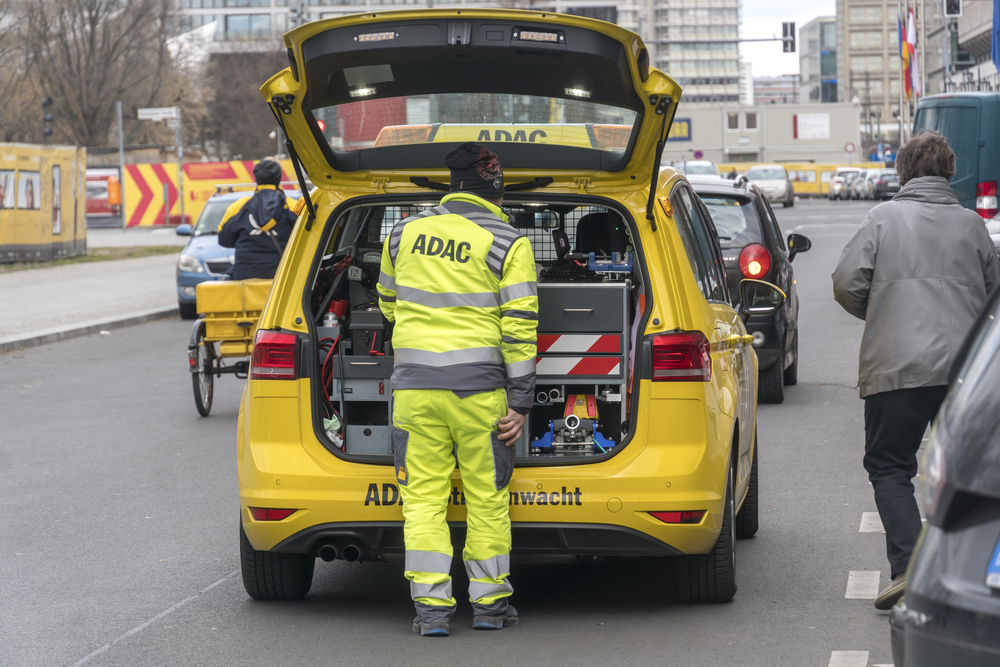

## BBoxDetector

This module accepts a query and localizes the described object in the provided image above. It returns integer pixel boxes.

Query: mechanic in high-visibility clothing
[377,142,537,637]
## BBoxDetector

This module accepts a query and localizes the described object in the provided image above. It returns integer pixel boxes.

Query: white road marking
[860,512,885,533]
[66,570,238,667]
[873,664,895,667]
[828,651,870,667]
[845,570,881,599]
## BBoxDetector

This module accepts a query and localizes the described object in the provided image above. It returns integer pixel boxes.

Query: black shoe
[874,574,906,611]
[472,605,519,630]
[412,616,450,637]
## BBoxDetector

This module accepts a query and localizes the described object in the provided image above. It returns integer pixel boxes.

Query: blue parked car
[175,187,300,319]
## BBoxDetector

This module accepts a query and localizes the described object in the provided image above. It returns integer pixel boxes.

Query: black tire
[677,462,737,603]
[758,359,784,404]
[783,334,798,386]
[179,301,197,320]
[192,334,213,417]
[735,431,759,539]
[240,523,315,601]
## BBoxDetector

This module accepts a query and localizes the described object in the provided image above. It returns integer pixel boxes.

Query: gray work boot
[874,573,906,611]
[472,605,519,630]
[412,616,450,636]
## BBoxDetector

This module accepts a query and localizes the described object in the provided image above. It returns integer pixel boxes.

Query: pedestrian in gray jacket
[833,131,1000,611]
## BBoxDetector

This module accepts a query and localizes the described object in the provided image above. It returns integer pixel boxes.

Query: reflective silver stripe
[506,358,536,378]
[468,579,513,602]
[378,271,395,291]
[406,550,452,574]
[501,309,538,320]
[411,580,453,601]
[499,281,537,304]
[485,250,504,279]
[502,335,535,346]
[395,347,503,366]
[464,554,510,581]
[397,285,499,309]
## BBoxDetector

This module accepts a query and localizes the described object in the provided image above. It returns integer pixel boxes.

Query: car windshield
[683,163,720,176]
[700,194,761,248]
[194,200,233,236]
[312,93,638,153]
[745,167,785,180]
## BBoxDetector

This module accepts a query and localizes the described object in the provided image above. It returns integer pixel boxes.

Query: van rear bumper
[267,521,685,559]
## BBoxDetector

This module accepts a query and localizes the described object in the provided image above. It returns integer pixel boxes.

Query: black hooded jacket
[217,185,298,280]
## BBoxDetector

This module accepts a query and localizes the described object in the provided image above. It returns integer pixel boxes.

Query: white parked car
[829,167,862,200]
[665,159,722,178]
[744,164,795,208]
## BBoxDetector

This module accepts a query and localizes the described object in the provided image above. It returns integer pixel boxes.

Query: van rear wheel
[677,462,737,603]
[240,523,315,601]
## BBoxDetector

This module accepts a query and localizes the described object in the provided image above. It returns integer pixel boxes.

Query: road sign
[166,118,181,130]
[693,150,704,159]
[137,107,179,122]
[844,142,856,154]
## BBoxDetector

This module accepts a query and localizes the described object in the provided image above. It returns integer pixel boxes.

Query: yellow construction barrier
[0,143,87,262]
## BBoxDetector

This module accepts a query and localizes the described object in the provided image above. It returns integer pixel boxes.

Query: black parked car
[890,286,1000,666]
[690,175,811,403]
[873,169,900,200]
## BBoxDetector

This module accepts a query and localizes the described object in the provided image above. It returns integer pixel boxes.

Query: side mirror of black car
[787,233,812,262]
[738,279,786,324]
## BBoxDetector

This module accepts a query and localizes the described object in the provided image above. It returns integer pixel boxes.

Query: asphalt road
[1,199,896,667]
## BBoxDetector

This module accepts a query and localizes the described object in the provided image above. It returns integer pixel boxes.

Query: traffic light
[782,22,796,53]
[287,3,306,27]
[944,0,962,18]
[42,97,54,143]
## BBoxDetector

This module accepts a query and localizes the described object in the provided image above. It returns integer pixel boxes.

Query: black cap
[253,158,282,186]
[444,142,504,199]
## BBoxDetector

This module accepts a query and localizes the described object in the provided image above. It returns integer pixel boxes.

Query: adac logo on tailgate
[364,483,584,507]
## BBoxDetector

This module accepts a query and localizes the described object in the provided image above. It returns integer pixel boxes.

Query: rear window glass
[746,167,785,180]
[683,162,720,176]
[313,93,638,154]
[699,195,762,249]
[913,105,979,189]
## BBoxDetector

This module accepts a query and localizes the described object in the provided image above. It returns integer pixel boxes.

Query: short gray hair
[896,131,956,185]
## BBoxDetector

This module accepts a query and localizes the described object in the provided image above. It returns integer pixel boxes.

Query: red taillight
[876,180,887,186]
[649,510,707,524]
[316,119,326,132]
[250,330,297,380]
[976,181,997,218]
[651,331,711,382]
[739,244,771,279]
[249,507,297,521]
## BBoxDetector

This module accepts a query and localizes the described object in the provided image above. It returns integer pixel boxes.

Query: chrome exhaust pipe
[536,391,549,404]
[342,543,362,562]
[318,544,339,562]
[548,388,562,402]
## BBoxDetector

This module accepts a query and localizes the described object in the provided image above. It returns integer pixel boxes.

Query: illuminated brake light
[249,507,297,521]
[739,243,771,279]
[590,124,632,152]
[373,125,433,148]
[250,330,297,380]
[316,119,326,132]
[976,181,997,218]
[649,510,706,524]
[349,87,377,98]
[565,87,591,98]
[651,331,711,382]
[356,31,395,42]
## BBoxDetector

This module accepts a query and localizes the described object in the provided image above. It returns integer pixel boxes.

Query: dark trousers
[864,385,948,579]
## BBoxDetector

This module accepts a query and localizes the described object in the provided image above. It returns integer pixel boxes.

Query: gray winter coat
[832,176,1000,398]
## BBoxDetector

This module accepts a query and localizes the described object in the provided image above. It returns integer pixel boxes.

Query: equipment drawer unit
[537,283,626,333]
[536,282,629,384]
[344,425,391,456]
[340,378,391,402]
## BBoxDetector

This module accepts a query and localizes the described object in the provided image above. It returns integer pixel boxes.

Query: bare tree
[21,0,174,147]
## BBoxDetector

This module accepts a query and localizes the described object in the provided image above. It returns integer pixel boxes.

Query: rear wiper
[410,176,553,192]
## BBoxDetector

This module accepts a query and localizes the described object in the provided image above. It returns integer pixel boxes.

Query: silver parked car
[744,164,794,208]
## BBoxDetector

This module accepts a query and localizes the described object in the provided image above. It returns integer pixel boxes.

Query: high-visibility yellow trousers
[392,388,515,623]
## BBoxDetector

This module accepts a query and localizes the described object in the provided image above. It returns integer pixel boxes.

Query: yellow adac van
[236,9,786,604]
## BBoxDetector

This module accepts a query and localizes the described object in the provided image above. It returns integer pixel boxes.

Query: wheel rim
[198,344,212,404]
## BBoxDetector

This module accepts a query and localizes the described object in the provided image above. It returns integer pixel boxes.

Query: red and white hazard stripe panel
[536,334,621,354]
[536,356,622,377]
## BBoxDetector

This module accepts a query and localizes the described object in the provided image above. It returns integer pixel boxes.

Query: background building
[800,16,838,103]
[754,74,800,104]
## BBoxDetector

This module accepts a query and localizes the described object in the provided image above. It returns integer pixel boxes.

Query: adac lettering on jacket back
[411,233,471,263]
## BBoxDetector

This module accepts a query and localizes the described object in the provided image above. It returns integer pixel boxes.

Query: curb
[0,307,179,354]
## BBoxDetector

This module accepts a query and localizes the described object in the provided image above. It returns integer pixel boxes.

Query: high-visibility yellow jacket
[377,192,538,411]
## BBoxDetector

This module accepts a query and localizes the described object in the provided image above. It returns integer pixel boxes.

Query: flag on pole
[993,0,1000,73]
[908,8,920,98]
[901,12,912,100]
